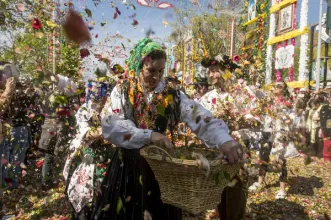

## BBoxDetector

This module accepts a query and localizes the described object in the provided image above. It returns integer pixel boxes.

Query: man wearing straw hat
[200,55,246,220]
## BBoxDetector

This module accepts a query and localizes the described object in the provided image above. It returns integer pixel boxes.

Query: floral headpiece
[201,54,239,71]
[126,38,164,76]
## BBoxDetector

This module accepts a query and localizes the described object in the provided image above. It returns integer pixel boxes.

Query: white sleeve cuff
[136,129,153,146]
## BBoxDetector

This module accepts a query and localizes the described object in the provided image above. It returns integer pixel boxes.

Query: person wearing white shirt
[197,55,246,220]
[92,38,242,220]
[38,72,79,189]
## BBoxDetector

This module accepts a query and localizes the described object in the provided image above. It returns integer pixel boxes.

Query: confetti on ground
[2,153,330,219]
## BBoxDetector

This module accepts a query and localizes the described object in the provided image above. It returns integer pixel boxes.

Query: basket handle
[143,145,174,161]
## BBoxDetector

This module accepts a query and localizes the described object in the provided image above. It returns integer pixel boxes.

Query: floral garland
[265,0,276,85]
[238,0,269,83]
[298,0,309,81]
[127,78,175,130]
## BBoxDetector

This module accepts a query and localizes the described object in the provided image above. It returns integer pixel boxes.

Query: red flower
[32,18,42,30]
[36,160,44,168]
[233,55,240,62]
[212,98,216,105]
[80,48,90,58]
[211,60,216,65]
[112,109,120,113]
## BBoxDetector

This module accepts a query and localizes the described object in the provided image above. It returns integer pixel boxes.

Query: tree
[0,0,80,81]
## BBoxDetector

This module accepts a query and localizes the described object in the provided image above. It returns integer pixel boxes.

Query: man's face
[208,64,225,87]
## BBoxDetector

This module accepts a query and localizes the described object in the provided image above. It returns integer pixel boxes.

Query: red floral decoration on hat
[32,18,42,30]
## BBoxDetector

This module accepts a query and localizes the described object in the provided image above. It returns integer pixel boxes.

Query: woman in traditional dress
[92,38,243,220]
[63,82,113,219]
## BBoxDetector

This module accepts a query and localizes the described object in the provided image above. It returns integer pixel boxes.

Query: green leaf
[100,22,106,27]
[156,104,165,117]
[102,204,110,211]
[116,198,123,214]
[85,8,92,18]
[139,175,143,185]
[223,171,231,181]
[130,4,136,10]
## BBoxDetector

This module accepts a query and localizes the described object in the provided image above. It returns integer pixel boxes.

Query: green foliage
[190,14,232,57]
[0,0,80,82]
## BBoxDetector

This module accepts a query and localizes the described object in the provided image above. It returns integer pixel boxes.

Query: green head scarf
[126,38,164,76]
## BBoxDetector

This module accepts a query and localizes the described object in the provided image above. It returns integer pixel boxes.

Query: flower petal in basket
[140,145,243,214]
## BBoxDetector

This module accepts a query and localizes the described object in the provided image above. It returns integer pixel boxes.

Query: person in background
[165,75,181,89]
[249,81,294,199]
[0,62,16,210]
[319,87,331,162]
[307,97,323,159]
[63,81,112,220]
[193,77,209,102]
[4,80,33,188]
[199,55,247,220]
[38,72,79,189]
[311,93,329,161]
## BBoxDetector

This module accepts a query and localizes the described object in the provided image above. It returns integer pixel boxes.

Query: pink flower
[211,60,216,65]
[144,56,152,63]
[212,98,216,105]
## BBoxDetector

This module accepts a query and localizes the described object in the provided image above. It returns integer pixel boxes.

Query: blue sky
[76,0,326,78]
[75,0,325,45]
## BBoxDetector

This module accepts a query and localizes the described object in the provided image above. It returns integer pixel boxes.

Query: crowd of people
[0,38,330,220]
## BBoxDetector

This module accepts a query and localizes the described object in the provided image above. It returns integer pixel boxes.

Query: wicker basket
[140,145,243,214]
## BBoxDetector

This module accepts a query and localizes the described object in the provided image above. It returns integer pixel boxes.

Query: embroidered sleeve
[179,92,233,148]
[101,85,152,149]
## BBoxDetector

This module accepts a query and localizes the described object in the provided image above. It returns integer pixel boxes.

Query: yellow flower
[129,70,135,78]
[242,15,245,20]
[222,69,232,80]
[244,1,248,7]
[235,68,243,75]
[166,94,173,105]
[46,20,57,28]
[260,3,265,10]
[128,87,135,106]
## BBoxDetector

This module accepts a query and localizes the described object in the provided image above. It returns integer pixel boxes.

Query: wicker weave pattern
[140,145,242,214]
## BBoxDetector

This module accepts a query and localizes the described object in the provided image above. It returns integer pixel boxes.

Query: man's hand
[219,140,243,164]
[151,132,174,153]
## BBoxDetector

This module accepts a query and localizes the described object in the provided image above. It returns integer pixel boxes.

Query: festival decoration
[298,0,309,81]
[266,0,277,85]
[275,44,294,70]
[269,0,296,13]
[137,0,174,9]
[238,0,268,83]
